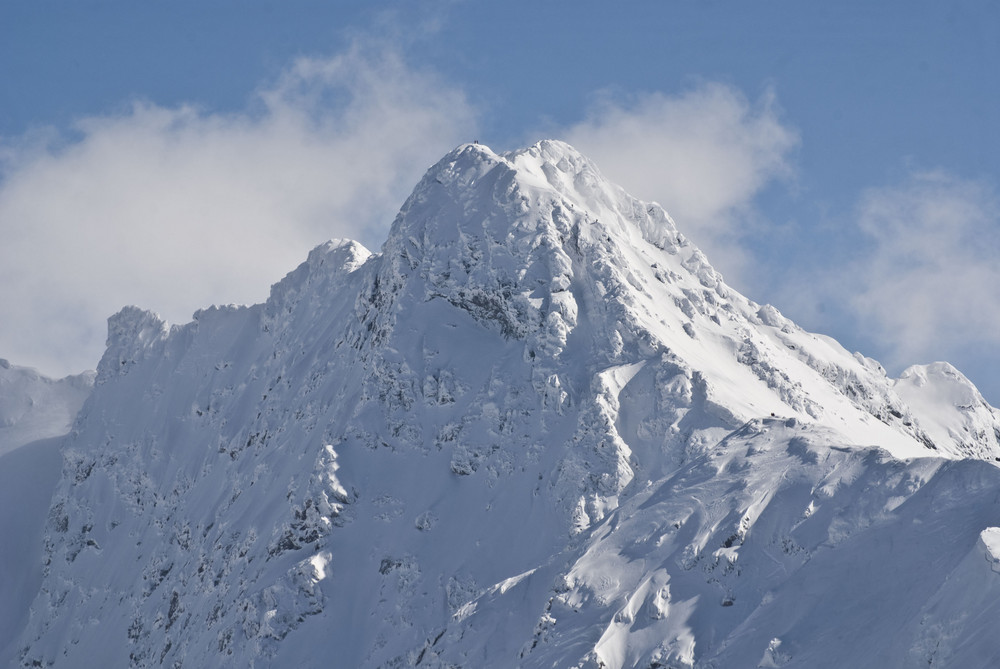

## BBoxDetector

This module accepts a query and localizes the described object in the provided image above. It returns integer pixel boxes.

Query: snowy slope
[894,362,1000,460]
[0,360,93,457]
[0,437,62,668]
[0,362,92,666]
[11,141,1000,668]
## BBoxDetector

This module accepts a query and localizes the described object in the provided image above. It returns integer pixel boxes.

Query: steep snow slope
[0,363,93,666]
[0,438,62,668]
[0,360,93,457]
[12,141,1000,668]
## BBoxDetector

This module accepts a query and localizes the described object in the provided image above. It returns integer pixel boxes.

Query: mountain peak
[391,139,681,252]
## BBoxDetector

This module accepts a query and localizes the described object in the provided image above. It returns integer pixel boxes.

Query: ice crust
[7,140,1000,668]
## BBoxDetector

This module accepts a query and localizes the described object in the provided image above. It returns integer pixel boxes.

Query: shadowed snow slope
[9,141,1000,668]
[0,362,92,666]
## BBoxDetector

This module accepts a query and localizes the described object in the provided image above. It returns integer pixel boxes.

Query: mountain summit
[8,141,1000,668]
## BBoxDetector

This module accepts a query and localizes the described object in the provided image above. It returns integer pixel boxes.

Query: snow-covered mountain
[0,360,93,457]
[7,141,1000,668]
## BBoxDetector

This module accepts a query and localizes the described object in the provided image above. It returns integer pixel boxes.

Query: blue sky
[2,1,999,402]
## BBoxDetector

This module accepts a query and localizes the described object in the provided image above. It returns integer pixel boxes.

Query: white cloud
[561,82,799,282]
[0,44,477,376]
[849,171,1000,367]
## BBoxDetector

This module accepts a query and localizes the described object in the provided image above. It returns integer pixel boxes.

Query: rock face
[11,141,1000,668]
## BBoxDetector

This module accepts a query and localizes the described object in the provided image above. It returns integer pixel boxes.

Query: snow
[981,527,1000,568]
[5,140,1000,667]
[894,361,1000,459]
[0,360,93,457]
[0,364,92,666]
[0,437,62,667]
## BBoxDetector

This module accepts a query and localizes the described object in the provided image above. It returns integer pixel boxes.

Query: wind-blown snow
[7,140,1000,668]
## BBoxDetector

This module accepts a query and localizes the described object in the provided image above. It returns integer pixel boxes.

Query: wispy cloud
[849,171,1000,367]
[561,82,799,283]
[0,44,477,376]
